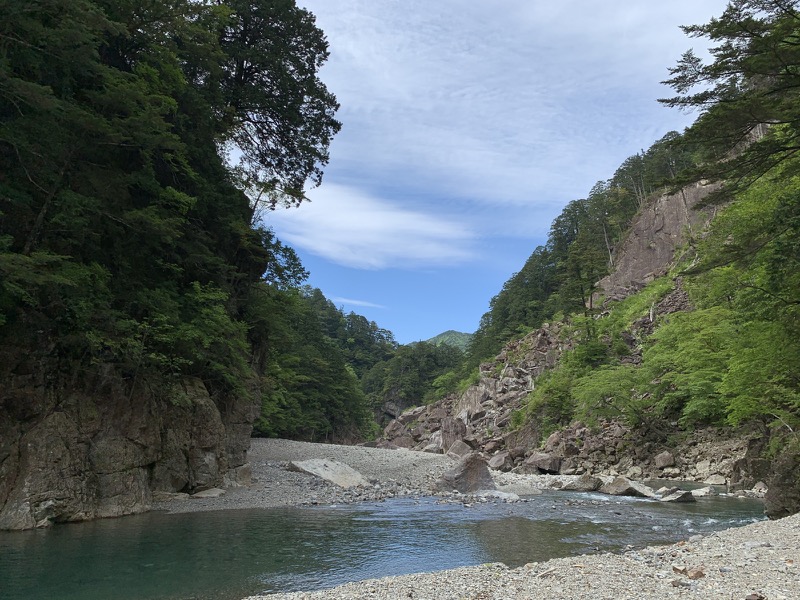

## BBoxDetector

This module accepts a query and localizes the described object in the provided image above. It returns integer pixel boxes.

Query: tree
[216,0,342,207]
[660,0,800,201]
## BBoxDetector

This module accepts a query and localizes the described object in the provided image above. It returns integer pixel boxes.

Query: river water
[0,491,764,600]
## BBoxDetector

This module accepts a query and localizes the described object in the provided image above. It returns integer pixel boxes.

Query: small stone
[687,566,705,580]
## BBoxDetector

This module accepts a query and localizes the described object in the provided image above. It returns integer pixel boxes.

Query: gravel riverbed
[155,439,798,599]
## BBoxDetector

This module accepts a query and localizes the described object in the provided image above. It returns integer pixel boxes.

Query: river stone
[562,473,603,492]
[288,459,369,488]
[704,474,727,486]
[436,453,495,493]
[599,476,657,498]
[660,490,696,503]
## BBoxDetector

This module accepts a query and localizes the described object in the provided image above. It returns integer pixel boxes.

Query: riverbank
[152,439,798,599]
[244,511,799,600]
[154,438,581,514]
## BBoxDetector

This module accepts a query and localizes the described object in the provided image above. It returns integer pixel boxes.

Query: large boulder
[599,476,657,498]
[436,453,495,493]
[522,452,561,474]
[288,459,369,489]
[562,473,603,492]
[654,451,675,469]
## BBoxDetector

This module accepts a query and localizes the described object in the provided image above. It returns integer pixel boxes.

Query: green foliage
[0,0,381,444]
[426,330,473,352]
[364,341,464,414]
[660,0,800,203]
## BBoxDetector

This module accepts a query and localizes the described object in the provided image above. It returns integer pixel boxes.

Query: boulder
[599,476,657,498]
[691,486,715,497]
[765,444,800,518]
[440,417,467,454]
[660,490,696,503]
[288,459,368,488]
[487,451,512,471]
[654,451,675,469]
[704,474,727,486]
[446,440,473,459]
[523,452,561,474]
[562,473,603,492]
[436,454,495,493]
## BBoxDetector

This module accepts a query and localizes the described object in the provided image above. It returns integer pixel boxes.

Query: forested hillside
[0,0,360,528]
[379,0,800,516]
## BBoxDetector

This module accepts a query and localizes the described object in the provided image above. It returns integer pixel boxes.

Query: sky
[264,0,730,345]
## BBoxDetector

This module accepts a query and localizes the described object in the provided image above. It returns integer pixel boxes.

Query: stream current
[0,490,764,600]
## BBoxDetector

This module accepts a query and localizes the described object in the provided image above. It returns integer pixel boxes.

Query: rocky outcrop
[0,372,257,530]
[594,182,718,303]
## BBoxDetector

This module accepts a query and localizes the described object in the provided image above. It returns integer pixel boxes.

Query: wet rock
[660,490,696,503]
[599,476,657,498]
[562,473,603,492]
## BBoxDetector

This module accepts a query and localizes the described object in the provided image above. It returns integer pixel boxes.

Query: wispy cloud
[330,297,386,310]
[265,183,477,270]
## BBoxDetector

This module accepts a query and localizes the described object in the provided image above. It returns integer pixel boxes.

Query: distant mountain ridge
[426,330,473,351]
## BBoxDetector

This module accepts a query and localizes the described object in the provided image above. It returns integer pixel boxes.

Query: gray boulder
[436,453,495,493]
[599,476,658,498]
[487,451,513,471]
[660,490,696,503]
[523,452,561,474]
[562,473,603,492]
[654,451,676,469]
[288,459,369,488]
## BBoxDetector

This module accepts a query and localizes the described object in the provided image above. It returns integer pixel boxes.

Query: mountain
[426,330,473,352]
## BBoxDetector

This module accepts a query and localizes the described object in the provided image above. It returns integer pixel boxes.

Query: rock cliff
[0,367,257,530]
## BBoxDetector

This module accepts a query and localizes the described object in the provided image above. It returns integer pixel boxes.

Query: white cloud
[330,297,386,310]
[265,184,477,270]
[300,0,727,213]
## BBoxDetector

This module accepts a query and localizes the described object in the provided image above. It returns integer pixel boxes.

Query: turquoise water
[0,492,764,600]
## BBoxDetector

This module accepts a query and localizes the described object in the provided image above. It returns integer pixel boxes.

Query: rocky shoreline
[245,512,799,599]
[150,438,798,600]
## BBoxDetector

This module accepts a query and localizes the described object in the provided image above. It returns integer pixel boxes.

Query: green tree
[660,0,800,201]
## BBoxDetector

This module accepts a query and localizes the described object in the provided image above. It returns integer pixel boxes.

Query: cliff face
[0,367,257,530]
[595,181,718,302]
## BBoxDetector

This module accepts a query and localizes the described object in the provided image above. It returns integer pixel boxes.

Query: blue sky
[264,1,729,345]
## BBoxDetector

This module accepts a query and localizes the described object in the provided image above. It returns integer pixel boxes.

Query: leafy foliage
[0,0,378,442]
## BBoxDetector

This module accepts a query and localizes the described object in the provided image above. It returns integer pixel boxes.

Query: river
[0,490,764,600]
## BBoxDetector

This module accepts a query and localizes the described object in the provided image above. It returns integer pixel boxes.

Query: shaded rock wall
[0,371,257,530]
